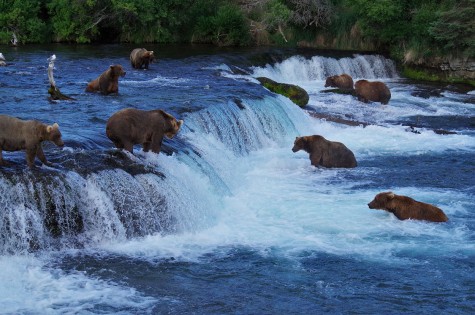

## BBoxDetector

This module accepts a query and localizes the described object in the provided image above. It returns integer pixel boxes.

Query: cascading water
[250,54,399,83]
[0,46,473,314]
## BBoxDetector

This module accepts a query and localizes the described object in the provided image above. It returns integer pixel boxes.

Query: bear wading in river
[0,114,64,168]
[130,48,155,69]
[85,64,126,95]
[368,191,448,222]
[324,74,354,91]
[106,108,183,154]
[354,79,391,105]
[292,135,357,168]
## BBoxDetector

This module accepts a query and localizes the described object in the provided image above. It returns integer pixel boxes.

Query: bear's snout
[56,139,65,147]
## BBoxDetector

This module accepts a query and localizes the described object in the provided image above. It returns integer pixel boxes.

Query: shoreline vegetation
[1,0,473,87]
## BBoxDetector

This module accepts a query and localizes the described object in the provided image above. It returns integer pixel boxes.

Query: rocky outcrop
[403,51,475,82]
[256,77,309,107]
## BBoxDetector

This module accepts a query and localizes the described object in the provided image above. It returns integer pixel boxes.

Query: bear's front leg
[309,152,323,167]
[36,145,52,166]
[150,134,164,154]
[143,141,151,152]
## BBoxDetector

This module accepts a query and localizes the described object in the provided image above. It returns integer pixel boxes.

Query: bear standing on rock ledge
[368,191,448,222]
[85,64,126,95]
[0,115,64,168]
[106,108,183,154]
[292,135,357,168]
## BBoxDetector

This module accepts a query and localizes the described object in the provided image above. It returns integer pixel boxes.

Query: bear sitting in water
[324,74,354,91]
[292,135,357,168]
[106,108,183,154]
[85,64,126,95]
[130,48,155,69]
[368,191,448,222]
[0,114,64,168]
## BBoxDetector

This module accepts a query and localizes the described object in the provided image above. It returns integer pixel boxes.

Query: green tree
[48,0,110,43]
[0,0,48,44]
[264,0,291,42]
[429,0,475,57]
[193,2,251,46]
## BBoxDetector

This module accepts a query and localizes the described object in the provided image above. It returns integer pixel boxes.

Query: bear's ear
[46,125,53,133]
[387,192,395,199]
[177,119,183,128]
[53,123,59,129]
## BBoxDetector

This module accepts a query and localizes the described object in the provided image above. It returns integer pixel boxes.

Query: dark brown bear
[0,114,64,168]
[354,80,391,104]
[324,74,354,91]
[368,191,448,222]
[85,64,126,95]
[292,135,357,168]
[130,48,155,69]
[106,108,183,154]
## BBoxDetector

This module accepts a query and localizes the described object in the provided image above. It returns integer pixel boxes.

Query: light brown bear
[292,135,357,168]
[106,108,183,154]
[0,114,64,168]
[130,48,155,69]
[354,79,391,105]
[85,64,126,95]
[368,191,448,222]
[324,74,354,91]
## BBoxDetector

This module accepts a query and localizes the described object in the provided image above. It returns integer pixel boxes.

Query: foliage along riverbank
[1,0,473,86]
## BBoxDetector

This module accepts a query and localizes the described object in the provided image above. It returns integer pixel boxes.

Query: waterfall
[0,94,309,254]
[251,54,398,83]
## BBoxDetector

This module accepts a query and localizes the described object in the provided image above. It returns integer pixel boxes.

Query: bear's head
[324,76,337,88]
[368,191,395,209]
[160,111,183,139]
[46,123,64,147]
[292,136,307,152]
[144,51,155,62]
[109,65,126,78]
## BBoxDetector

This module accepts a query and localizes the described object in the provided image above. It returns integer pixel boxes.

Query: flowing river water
[0,44,474,314]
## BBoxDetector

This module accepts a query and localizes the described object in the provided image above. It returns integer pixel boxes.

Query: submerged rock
[256,77,309,107]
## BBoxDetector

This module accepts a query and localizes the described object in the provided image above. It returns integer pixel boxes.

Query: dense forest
[0,0,474,64]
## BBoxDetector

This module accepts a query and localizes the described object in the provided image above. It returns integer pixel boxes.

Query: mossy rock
[257,77,309,107]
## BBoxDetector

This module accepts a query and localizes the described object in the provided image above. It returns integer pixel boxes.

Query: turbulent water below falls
[0,45,474,314]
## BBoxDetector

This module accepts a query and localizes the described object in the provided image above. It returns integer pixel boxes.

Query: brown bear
[85,64,126,95]
[292,135,357,168]
[368,191,448,222]
[354,80,391,105]
[106,108,183,154]
[0,114,64,168]
[324,74,354,91]
[130,48,155,69]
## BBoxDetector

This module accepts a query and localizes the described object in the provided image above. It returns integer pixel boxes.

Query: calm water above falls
[0,44,474,314]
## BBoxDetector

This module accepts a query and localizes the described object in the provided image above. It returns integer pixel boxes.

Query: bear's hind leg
[26,148,37,168]
[0,149,8,166]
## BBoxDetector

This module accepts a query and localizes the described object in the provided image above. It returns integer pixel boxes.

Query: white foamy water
[0,255,157,314]
[98,96,475,265]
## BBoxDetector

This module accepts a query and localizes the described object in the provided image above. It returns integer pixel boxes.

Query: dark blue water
[0,44,474,314]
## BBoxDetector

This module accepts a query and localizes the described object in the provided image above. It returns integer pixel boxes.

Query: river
[0,44,474,314]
